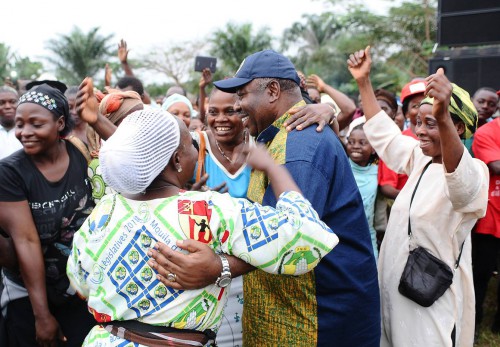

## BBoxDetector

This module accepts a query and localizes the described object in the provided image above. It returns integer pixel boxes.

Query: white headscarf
[162,93,194,118]
[100,109,180,194]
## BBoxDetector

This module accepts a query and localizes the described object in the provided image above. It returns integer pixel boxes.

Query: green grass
[477,276,500,347]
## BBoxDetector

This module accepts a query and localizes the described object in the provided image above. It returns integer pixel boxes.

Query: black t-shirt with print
[0,141,94,286]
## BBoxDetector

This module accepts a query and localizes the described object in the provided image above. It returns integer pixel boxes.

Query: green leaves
[209,23,273,74]
[280,0,437,95]
[45,27,114,85]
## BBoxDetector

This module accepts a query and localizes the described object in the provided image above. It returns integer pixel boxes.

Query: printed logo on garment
[279,246,322,275]
[172,294,217,330]
[178,200,213,244]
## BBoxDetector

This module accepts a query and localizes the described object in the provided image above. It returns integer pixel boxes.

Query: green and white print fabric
[67,190,338,346]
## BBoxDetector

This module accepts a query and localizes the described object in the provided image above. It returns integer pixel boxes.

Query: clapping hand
[306,74,326,93]
[76,77,99,125]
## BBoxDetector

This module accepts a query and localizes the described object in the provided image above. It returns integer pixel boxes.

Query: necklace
[215,135,247,164]
[215,140,234,163]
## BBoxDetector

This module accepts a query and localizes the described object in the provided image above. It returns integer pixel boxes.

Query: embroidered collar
[256,100,306,144]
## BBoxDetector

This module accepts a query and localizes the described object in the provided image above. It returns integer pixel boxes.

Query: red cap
[400,80,427,103]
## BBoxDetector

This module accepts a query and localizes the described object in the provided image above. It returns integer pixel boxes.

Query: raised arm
[347,46,382,120]
[198,68,212,124]
[426,68,464,172]
[118,39,134,77]
[77,77,117,141]
[148,144,304,289]
[246,143,301,196]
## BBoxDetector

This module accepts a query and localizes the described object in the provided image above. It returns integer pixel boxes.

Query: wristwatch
[215,254,232,288]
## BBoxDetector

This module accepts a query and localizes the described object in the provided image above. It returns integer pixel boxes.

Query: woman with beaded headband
[0,81,95,346]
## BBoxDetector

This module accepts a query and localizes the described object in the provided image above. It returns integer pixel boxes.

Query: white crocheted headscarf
[100,109,181,194]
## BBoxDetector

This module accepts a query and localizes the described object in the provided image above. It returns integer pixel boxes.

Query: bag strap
[408,160,465,269]
[195,130,206,183]
[454,241,466,269]
[408,160,432,233]
[66,135,92,164]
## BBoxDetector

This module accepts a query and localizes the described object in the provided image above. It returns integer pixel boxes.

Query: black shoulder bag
[398,161,465,307]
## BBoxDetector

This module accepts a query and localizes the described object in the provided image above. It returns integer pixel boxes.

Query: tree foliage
[45,27,114,85]
[0,43,43,85]
[0,43,13,83]
[0,0,439,98]
[383,1,437,79]
[209,23,273,75]
[282,0,437,95]
[12,57,43,80]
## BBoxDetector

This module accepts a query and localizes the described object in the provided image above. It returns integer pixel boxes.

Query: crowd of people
[0,38,498,347]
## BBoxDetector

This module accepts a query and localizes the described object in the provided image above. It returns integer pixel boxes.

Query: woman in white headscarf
[162,93,194,128]
[67,108,339,346]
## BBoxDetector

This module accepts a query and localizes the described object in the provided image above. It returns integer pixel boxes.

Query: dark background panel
[438,0,500,46]
[429,55,500,95]
[440,0,500,13]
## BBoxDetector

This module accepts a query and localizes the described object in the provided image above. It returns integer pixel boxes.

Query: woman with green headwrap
[347,46,489,347]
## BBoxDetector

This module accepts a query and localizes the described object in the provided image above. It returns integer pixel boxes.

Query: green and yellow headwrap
[420,83,478,139]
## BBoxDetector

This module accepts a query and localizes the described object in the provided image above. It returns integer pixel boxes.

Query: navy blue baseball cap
[214,50,300,93]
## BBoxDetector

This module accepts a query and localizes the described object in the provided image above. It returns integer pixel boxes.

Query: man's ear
[267,80,280,103]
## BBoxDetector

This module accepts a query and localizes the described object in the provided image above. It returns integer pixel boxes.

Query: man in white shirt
[0,86,22,159]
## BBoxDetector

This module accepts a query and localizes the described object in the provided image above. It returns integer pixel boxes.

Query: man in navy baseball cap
[152,49,380,346]
[214,49,300,93]
[212,49,381,346]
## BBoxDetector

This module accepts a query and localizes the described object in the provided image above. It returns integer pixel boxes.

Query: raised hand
[306,74,326,93]
[118,39,129,63]
[347,46,372,82]
[199,68,212,89]
[76,77,99,125]
[245,143,276,172]
[425,68,452,121]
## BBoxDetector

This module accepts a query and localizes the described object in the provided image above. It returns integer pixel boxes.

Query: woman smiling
[0,81,95,346]
[348,46,488,347]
